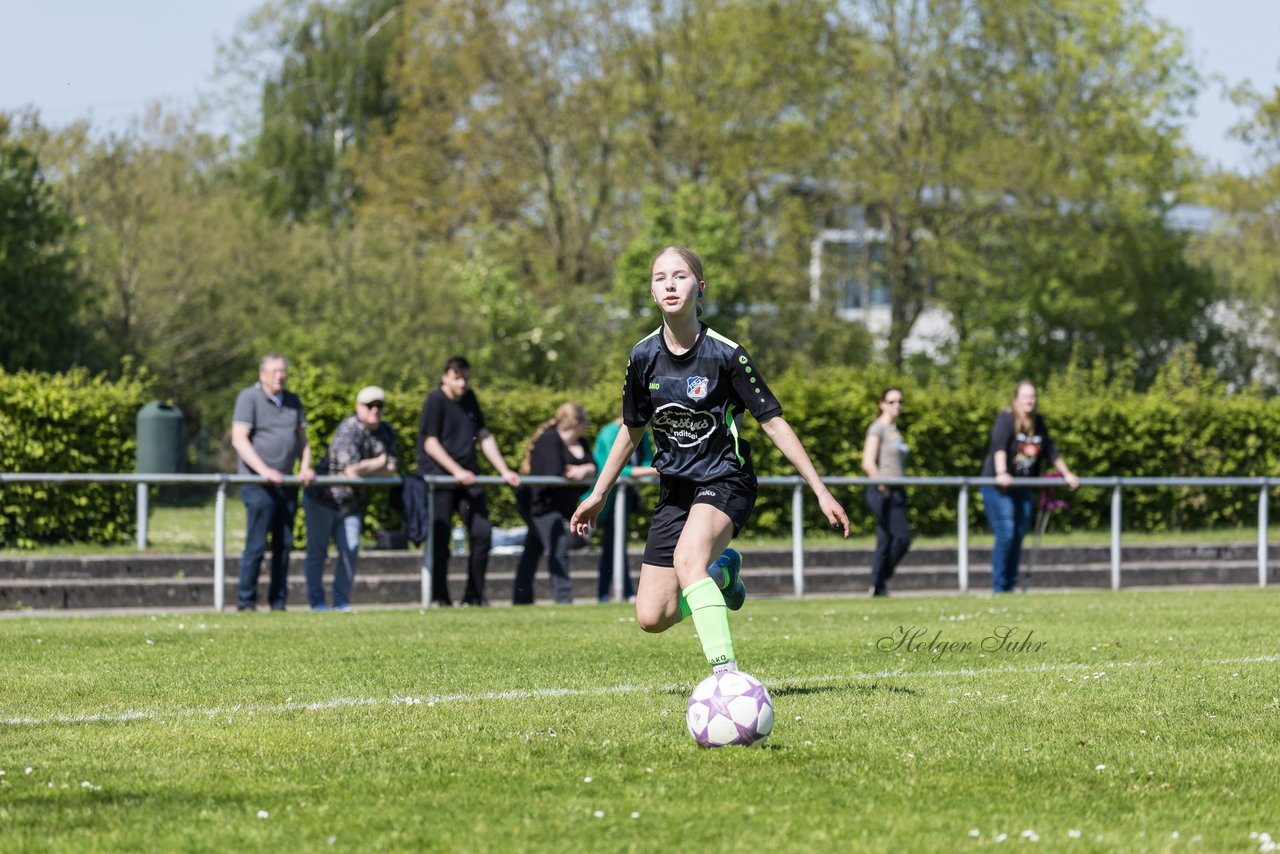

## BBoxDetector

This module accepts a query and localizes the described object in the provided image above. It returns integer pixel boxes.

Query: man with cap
[301,385,399,612]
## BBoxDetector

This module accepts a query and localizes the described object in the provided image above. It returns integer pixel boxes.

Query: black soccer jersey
[622,324,783,482]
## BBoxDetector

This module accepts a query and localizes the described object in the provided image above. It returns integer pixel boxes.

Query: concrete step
[5,543,1278,580]
[2,554,1275,611]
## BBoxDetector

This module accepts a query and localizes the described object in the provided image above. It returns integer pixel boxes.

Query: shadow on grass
[772,681,919,698]
[661,680,919,698]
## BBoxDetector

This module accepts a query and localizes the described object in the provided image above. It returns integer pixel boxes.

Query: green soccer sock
[683,577,735,668]
[677,591,691,621]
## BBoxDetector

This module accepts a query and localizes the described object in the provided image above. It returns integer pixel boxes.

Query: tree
[613,183,744,338]
[229,0,405,221]
[361,0,633,282]
[618,0,841,302]
[350,0,641,385]
[355,0,848,380]
[826,0,1207,377]
[1189,79,1280,388]
[0,115,94,372]
[184,0,1224,394]
[20,110,299,422]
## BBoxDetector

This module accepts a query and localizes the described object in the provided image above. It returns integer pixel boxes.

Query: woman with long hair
[512,403,596,604]
[980,381,1079,592]
[572,246,850,675]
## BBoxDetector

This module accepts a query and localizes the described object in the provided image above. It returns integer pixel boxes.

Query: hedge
[293,359,1280,544]
[4,356,1279,548]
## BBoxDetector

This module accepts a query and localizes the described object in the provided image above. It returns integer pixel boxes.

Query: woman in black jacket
[513,403,596,604]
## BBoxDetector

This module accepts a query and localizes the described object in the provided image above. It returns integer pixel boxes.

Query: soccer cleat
[708,548,746,611]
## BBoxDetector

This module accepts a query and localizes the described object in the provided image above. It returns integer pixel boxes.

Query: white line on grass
[3,655,1275,728]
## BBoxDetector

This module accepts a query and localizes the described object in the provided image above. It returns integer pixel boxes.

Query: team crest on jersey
[686,376,709,400]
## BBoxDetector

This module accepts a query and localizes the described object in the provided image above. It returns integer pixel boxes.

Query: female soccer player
[571,246,850,674]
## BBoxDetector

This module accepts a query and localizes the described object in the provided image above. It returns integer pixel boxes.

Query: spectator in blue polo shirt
[231,353,315,611]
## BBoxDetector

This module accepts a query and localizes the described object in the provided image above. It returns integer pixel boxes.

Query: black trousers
[429,487,492,604]
[513,511,574,605]
[865,486,912,594]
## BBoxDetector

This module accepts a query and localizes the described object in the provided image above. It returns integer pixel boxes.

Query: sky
[0,1,264,135]
[1147,0,1280,172]
[1,0,1278,173]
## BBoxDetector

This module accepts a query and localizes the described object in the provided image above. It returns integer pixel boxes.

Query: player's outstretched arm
[758,415,851,538]
[570,425,646,536]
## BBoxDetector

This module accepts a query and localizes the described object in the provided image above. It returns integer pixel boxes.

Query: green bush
[5,353,1278,548]
[747,358,1280,539]
[0,368,152,547]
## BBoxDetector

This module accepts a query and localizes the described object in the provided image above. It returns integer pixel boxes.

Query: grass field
[2,590,1279,852]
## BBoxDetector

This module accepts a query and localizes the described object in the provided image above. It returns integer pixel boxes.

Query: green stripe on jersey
[704,328,741,349]
[725,404,745,466]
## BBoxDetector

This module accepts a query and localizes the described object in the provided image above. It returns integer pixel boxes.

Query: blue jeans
[981,486,1035,593]
[238,484,298,610]
[302,493,362,609]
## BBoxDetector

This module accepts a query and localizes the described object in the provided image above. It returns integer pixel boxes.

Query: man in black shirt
[416,356,521,606]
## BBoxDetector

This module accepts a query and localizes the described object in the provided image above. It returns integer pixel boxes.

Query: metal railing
[1,473,1275,609]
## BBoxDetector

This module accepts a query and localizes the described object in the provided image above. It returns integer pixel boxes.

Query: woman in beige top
[861,387,912,597]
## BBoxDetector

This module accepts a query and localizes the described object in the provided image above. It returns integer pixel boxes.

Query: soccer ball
[685,670,775,748]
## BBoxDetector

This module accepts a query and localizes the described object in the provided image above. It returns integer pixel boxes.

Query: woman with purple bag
[980,381,1080,593]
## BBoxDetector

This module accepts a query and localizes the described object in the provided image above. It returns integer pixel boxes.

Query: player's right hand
[570,494,604,537]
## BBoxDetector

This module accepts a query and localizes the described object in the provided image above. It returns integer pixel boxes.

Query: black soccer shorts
[642,471,757,568]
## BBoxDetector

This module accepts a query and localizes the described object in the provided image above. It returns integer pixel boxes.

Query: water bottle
[451,522,466,555]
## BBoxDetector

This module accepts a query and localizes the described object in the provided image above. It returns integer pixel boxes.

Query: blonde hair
[1007,380,1037,436]
[519,403,588,474]
[653,246,706,318]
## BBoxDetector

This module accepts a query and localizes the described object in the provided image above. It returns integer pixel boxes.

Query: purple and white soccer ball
[686,670,775,748]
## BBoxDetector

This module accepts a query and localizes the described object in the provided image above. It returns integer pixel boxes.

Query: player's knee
[636,607,673,633]
[671,553,710,587]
